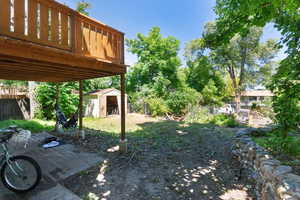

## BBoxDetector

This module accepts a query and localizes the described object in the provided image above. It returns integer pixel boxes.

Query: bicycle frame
[0,143,22,177]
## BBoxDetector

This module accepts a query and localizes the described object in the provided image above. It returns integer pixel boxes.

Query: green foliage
[185,23,278,111]
[209,114,238,127]
[146,98,169,117]
[35,83,79,120]
[0,119,54,133]
[76,1,91,15]
[185,106,213,123]
[126,27,182,93]
[254,133,300,156]
[166,87,200,116]
[201,79,224,106]
[213,0,300,136]
[126,27,200,116]
[0,80,27,87]
[89,76,120,91]
[185,56,227,105]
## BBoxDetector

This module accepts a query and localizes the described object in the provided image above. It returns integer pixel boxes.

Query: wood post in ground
[79,80,85,139]
[119,73,127,153]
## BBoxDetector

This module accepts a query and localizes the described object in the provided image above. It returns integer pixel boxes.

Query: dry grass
[83,113,159,134]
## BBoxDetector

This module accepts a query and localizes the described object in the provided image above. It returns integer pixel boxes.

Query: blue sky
[58,0,284,65]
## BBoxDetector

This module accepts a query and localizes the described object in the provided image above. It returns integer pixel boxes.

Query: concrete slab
[0,132,102,200]
[29,184,82,200]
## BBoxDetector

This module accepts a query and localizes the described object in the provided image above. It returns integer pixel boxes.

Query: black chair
[55,104,78,129]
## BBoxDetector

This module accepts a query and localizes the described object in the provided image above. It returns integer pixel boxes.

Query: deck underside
[0,37,126,82]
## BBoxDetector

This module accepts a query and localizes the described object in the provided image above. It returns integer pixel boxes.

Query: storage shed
[84,88,128,118]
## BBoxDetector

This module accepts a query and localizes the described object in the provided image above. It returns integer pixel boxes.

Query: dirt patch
[60,120,256,200]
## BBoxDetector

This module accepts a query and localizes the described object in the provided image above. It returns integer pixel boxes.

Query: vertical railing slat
[14,0,25,35]
[61,13,68,46]
[83,23,90,54]
[28,0,37,39]
[97,29,103,59]
[39,2,48,41]
[102,30,108,59]
[51,8,59,44]
[0,0,10,34]
[90,26,96,56]
[75,18,82,53]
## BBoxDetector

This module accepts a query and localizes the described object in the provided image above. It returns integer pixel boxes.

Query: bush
[36,83,79,120]
[166,87,201,116]
[254,133,300,156]
[209,114,239,127]
[146,98,169,117]
[185,106,213,123]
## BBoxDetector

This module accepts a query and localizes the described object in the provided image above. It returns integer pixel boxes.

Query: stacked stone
[232,128,300,200]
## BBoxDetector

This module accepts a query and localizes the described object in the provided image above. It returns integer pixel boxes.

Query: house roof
[86,88,126,96]
[241,90,274,97]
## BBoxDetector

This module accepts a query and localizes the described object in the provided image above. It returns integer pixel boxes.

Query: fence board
[0,99,30,121]
[51,8,59,43]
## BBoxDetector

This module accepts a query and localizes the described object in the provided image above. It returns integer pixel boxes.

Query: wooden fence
[0,0,124,64]
[0,98,30,120]
[0,86,27,99]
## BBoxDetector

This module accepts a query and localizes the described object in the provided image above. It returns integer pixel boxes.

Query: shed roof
[86,88,126,96]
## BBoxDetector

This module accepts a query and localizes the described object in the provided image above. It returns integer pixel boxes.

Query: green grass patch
[253,133,300,156]
[0,119,55,133]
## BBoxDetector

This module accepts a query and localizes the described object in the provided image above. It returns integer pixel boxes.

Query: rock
[273,166,292,177]
[261,164,274,180]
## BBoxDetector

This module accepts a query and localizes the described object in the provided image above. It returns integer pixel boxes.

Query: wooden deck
[0,0,125,82]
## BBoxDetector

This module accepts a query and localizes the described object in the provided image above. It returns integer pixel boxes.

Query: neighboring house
[240,90,274,108]
[84,88,128,118]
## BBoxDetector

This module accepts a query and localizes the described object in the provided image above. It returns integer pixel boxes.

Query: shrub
[36,83,79,120]
[209,114,238,127]
[185,106,213,123]
[254,133,300,156]
[146,98,169,117]
[166,87,201,116]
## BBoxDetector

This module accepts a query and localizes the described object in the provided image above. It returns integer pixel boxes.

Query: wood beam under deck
[0,37,126,82]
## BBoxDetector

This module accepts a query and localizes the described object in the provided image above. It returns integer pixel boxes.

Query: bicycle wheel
[1,155,41,193]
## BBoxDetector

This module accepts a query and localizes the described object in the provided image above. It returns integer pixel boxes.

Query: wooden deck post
[119,73,127,153]
[79,80,85,139]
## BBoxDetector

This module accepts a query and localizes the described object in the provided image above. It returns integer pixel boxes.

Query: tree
[126,27,200,116]
[126,27,182,94]
[212,0,300,136]
[76,1,91,16]
[185,56,227,105]
[186,23,279,112]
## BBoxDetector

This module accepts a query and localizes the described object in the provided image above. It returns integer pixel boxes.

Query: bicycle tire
[1,155,42,193]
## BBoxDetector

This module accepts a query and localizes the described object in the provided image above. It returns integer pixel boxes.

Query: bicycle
[0,126,41,193]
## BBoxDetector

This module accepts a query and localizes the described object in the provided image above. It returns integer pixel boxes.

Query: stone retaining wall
[232,128,300,200]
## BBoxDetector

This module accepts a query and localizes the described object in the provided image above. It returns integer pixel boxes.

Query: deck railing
[0,0,124,64]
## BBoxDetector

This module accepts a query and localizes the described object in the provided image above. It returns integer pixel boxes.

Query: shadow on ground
[61,120,256,200]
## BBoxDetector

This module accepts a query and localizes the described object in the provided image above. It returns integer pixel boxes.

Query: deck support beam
[79,80,85,139]
[119,73,127,153]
